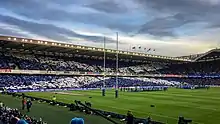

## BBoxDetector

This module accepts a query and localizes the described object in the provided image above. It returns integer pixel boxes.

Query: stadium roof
[193,49,220,62]
[0,35,192,62]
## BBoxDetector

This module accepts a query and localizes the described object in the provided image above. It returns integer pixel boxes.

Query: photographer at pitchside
[121,110,134,124]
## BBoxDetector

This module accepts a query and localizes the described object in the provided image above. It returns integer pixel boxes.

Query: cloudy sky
[1,0,220,56]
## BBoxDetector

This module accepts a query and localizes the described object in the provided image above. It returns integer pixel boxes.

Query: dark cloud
[0,28,27,38]
[48,0,128,14]
[106,23,138,34]
[139,29,176,37]
[0,0,79,21]
[135,0,220,37]
[0,0,128,31]
[137,13,200,37]
[46,0,89,5]
[87,1,127,13]
[0,14,114,43]
[1,0,220,40]
[137,0,220,14]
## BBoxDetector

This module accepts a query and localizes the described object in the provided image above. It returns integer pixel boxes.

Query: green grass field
[1,88,220,124]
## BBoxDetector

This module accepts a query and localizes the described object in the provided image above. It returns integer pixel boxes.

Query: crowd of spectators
[0,75,181,90]
[166,78,220,86]
[83,77,180,88]
[1,51,220,91]
[158,59,220,75]
[0,102,45,124]
[0,75,99,90]
[2,75,218,91]
[0,53,168,74]
[1,74,218,92]
[1,51,220,76]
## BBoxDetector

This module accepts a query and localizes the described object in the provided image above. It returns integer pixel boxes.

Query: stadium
[0,35,220,124]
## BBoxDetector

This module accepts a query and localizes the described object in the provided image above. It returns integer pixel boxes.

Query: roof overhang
[193,49,220,62]
[0,35,191,63]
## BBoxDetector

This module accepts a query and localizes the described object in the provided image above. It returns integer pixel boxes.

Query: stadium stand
[0,52,170,74]
[1,36,220,91]
[1,50,220,76]
[1,36,220,124]
[158,59,220,75]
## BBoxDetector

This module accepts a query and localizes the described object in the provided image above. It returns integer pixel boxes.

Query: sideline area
[0,94,117,124]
